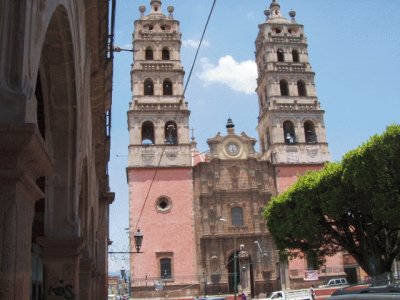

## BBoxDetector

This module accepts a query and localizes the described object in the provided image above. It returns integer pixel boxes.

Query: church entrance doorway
[228,251,240,294]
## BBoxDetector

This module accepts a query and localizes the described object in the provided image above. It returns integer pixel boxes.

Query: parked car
[265,289,312,300]
[319,278,349,288]
[327,285,400,299]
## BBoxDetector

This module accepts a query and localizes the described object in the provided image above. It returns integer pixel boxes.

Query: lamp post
[133,228,143,253]
[219,218,237,300]
[130,228,144,298]
[120,268,126,297]
[203,270,207,298]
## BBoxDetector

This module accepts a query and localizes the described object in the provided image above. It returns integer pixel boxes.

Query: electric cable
[184,0,217,95]
[132,0,217,233]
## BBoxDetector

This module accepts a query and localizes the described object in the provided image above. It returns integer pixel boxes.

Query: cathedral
[127,0,350,298]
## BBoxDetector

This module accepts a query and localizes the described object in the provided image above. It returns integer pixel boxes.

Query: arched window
[164,121,178,144]
[297,80,307,96]
[160,258,172,279]
[277,49,284,62]
[280,79,289,96]
[162,47,170,60]
[292,49,299,62]
[141,121,155,145]
[304,121,317,143]
[144,78,154,95]
[145,47,153,60]
[163,79,173,95]
[283,120,296,144]
[231,207,243,226]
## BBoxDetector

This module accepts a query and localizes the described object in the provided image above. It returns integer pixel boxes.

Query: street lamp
[133,228,143,253]
[120,268,127,297]
[219,218,238,300]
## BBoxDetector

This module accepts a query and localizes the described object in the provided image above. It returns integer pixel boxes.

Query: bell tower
[255,0,331,192]
[127,1,197,297]
[128,0,191,167]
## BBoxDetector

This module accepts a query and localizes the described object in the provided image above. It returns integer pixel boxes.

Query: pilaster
[0,123,52,299]
[79,257,95,300]
[37,236,84,300]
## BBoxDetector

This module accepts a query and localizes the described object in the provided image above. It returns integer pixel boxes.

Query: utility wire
[184,0,217,95]
[133,0,217,233]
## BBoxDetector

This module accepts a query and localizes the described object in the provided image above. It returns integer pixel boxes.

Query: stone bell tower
[128,0,191,167]
[255,0,331,193]
[127,1,197,297]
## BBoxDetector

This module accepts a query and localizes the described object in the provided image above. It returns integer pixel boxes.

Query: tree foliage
[264,124,400,277]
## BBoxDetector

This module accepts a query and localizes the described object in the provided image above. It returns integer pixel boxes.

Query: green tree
[264,124,400,281]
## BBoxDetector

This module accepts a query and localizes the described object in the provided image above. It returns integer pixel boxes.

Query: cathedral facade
[128,1,349,298]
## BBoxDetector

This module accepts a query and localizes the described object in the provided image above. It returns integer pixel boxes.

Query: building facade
[128,1,351,298]
[0,1,114,299]
[193,120,279,296]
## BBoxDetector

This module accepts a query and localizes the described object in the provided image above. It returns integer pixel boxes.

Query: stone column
[0,124,52,299]
[37,237,83,300]
[79,257,94,300]
[96,191,114,300]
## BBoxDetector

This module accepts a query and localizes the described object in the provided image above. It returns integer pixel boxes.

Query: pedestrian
[241,290,247,300]
[310,285,316,300]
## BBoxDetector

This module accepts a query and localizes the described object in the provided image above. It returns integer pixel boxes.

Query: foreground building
[0,1,114,299]
[128,0,351,298]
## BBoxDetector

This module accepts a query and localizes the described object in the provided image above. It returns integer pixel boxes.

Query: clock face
[226,141,240,156]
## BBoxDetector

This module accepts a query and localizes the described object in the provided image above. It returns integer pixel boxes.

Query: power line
[184,0,217,95]
[132,0,218,233]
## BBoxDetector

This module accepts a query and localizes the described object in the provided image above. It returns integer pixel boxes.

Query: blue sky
[108,0,400,273]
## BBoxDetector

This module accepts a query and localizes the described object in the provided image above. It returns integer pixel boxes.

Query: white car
[320,278,349,288]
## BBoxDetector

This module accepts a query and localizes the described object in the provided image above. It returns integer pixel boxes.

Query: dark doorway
[228,252,240,294]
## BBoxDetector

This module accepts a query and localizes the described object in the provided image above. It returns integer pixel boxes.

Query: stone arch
[163,78,173,95]
[162,47,170,60]
[37,5,78,237]
[144,78,154,95]
[304,120,317,143]
[164,120,178,144]
[297,80,307,96]
[292,49,299,62]
[145,46,154,60]
[279,79,289,96]
[277,48,284,62]
[31,5,82,300]
[283,120,296,144]
[142,121,155,144]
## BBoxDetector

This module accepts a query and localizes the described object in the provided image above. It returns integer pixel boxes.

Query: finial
[269,0,281,17]
[139,5,146,16]
[150,0,162,14]
[264,9,271,20]
[226,117,235,129]
[167,5,174,18]
[289,9,296,21]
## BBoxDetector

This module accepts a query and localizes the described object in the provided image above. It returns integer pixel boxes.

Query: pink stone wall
[128,167,197,285]
[275,164,324,194]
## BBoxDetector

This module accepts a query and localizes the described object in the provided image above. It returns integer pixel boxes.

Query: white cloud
[198,55,257,95]
[183,39,210,48]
